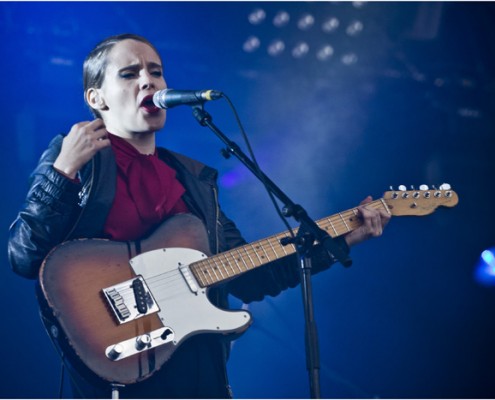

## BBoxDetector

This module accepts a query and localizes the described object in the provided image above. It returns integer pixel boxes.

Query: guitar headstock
[383,184,459,216]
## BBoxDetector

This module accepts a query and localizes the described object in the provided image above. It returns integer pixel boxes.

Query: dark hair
[83,33,162,117]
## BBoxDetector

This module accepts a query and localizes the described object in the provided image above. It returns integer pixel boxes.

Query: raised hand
[53,119,110,179]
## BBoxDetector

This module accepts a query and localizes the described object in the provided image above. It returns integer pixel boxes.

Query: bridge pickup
[105,326,175,361]
[102,276,160,325]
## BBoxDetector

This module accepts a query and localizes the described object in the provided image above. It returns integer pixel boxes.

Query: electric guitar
[39,185,458,384]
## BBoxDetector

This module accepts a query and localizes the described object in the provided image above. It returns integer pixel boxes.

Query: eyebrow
[118,62,163,72]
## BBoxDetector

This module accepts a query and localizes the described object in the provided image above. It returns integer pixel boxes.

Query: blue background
[1,2,495,398]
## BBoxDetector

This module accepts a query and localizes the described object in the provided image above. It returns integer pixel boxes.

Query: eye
[151,70,162,78]
[120,71,136,79]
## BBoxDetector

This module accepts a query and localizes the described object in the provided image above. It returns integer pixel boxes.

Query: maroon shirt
[104,134,188,241]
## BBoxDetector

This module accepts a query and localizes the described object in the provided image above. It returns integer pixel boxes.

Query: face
[92,39,167,138]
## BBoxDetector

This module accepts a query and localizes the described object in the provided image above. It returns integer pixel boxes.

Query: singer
[7,34,390,399]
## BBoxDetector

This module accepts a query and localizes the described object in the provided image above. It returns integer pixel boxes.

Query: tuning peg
[419,184,429,190]
[398,185,407,191]
[439,183,451,190]
[410,185,416,190]
[389,185,395,191]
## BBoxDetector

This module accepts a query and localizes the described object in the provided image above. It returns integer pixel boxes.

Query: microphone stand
[191,105,352,399]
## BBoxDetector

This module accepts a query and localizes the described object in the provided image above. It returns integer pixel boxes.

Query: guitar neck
[189,199,389,288]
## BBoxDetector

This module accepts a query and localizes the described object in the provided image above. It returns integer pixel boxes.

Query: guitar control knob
[107,344,124,360]
[135,334,151,350]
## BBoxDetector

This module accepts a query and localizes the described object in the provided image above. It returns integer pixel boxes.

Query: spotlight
[292,42,310,58]
[248,8,266,25]
[243,36,261,53]
[341,52,358,65]
[322,17,340,33]
[267,39,285,56]
[297,13,315,31]
[346,20,364,36]
[273,11,290,28]
[352,1,366,9]
[475,247,495,286]
[316,45,334,61]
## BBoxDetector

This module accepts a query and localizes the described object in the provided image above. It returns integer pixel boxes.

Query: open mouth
[140,95,160,113]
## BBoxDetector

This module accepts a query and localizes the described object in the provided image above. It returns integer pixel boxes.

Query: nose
[140,71,155,90]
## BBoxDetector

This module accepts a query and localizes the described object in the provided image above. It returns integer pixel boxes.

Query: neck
[112,131,156,155]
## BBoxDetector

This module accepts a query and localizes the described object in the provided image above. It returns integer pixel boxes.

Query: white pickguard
[129,247,252,345]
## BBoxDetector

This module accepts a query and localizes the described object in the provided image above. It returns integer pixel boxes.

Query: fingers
[54,119,110,178]
[357,199,391,238]
[358,204,382,237]
[344,196,391,247]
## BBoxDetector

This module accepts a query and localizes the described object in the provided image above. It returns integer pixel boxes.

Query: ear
[86,88,107,111]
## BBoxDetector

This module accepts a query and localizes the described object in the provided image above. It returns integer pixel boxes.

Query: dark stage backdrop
[1,2,494,398]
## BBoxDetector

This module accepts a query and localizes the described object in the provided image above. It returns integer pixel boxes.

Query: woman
[8,34,390,398]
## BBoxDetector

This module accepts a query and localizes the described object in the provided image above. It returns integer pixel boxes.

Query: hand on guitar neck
[344,195,391,247]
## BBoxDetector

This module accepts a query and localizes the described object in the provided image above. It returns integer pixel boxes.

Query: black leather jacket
[7,134,346,398]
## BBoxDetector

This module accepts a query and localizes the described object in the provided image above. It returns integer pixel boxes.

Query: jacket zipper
[61,158,95,242]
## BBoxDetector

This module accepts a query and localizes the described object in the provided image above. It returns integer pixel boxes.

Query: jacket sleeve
[219,209,349,304]
[7,136,83,279]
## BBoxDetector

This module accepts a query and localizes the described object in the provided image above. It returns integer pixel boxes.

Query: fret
[241,245,256,269]
[266,237,279,260]
[275,234,290,256]
[193,260,213,286]
[250,243,263,266]
[338,212,351,232]
[325,216,338,236]
[223,252,237,276]
[257,239,272,262]
[216,255,227,280]
[233,247,249,273]
[205,258,221,283]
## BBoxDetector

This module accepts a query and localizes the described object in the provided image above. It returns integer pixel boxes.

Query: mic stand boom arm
[191,106,352,398]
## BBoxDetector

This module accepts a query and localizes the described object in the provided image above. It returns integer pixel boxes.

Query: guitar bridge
[102,276,160,324]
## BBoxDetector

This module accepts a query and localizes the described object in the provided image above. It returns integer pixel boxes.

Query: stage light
[243,4,365,67]
[316,45,334,61]
[322,17,340,33]
[341,52,358,65]
[352,1,366,9]
[248,8,266,25]
[243,36,261,53]
[292,42,310,59]
[297,13,315,31]
[475,247,495,286]
[346,20,364,36]
[268,39,285,57]
[273,11,290,28]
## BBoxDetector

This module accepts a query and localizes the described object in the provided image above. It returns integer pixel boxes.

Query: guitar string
[112,201,388,299]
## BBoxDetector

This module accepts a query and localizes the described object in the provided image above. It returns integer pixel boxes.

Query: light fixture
[292,42,310,58]
[243,36,261,53]
[248,8,266,25]
[273,11,290,28]
[297,13,315,31]
[316,45,334,61]
[268,39,285,56]
[322,17,340,33]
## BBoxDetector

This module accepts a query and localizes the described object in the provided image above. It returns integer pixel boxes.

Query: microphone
[153,89,223,109]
